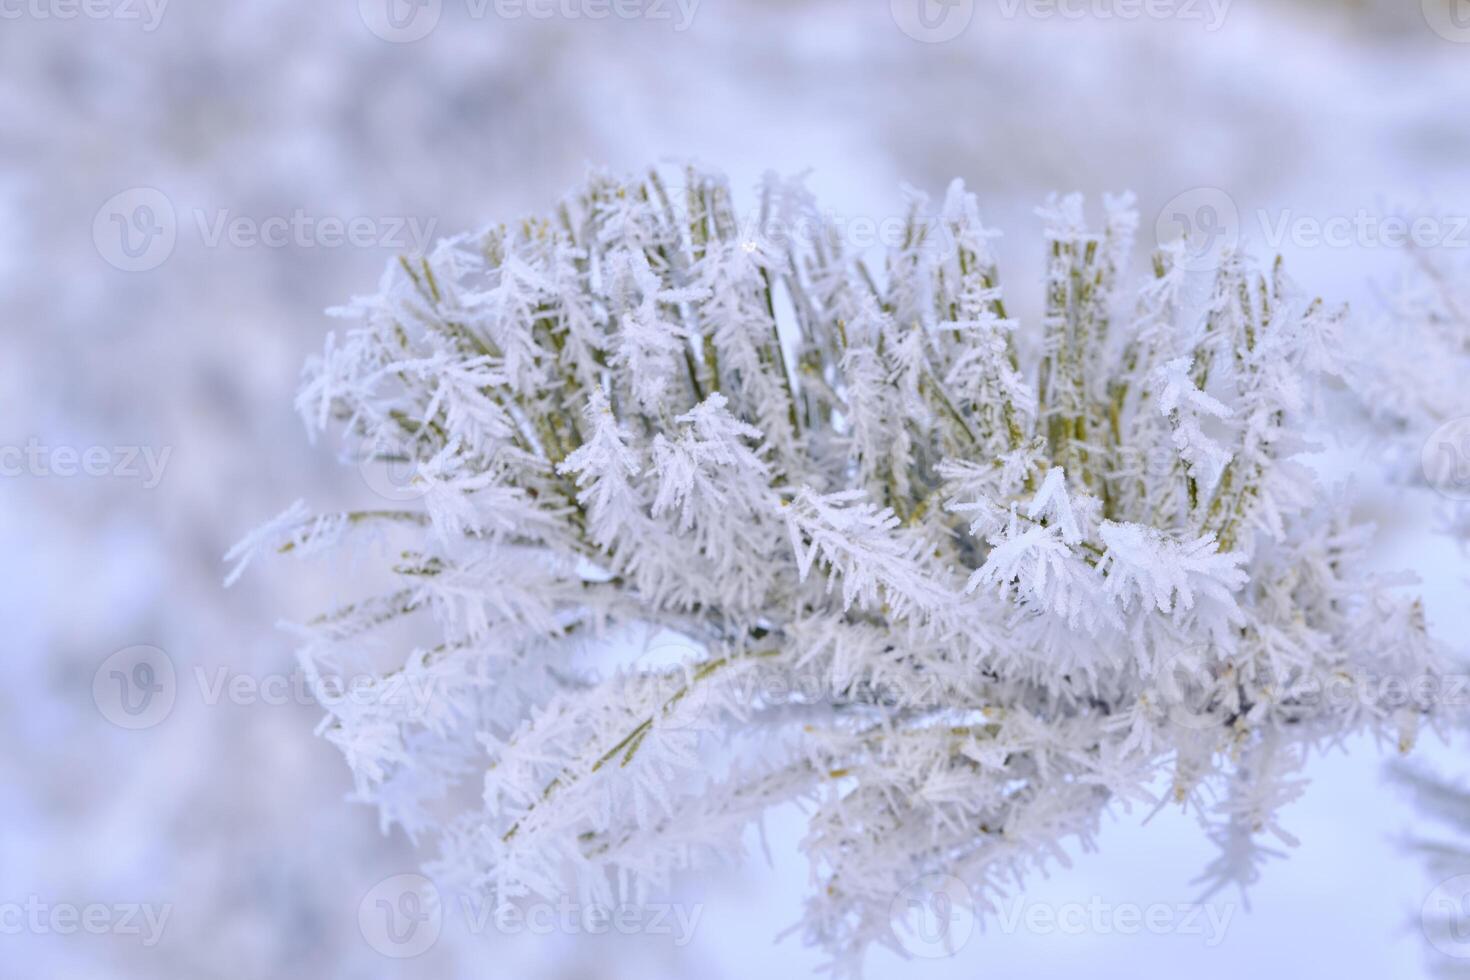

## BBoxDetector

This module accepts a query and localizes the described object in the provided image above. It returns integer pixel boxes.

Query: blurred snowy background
[3,0,1469,976]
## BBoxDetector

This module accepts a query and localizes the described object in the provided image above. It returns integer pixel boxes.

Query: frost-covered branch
[234,166,1442,974]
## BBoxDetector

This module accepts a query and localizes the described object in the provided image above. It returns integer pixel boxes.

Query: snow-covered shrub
[1354,244,1470,541]
[1391,760,1470,975]
[232,166,1441,973]
[1354,244,1470,974]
